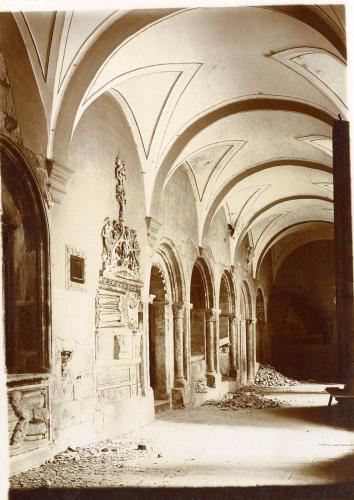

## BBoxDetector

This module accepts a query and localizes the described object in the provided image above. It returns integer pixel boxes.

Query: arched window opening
[190,264,207,357]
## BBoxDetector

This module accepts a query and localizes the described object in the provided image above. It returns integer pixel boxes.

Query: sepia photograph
[0,1,352,498]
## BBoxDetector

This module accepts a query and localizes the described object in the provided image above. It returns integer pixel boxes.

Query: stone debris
[254,364,298,387]
[194,378,208,393]
[203,390,289,410]
[10,438,154,489]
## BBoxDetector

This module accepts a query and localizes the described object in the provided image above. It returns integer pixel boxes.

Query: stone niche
[95,156,143,404]
[8,380,50,456]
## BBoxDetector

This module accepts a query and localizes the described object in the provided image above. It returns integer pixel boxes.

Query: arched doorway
[1,141,50,453]
[2,148,49,374]
[256,288,266,364]
[148,265,169,401]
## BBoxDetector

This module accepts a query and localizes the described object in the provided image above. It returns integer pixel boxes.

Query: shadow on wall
[268,240,337,382]
[269,290,337,381]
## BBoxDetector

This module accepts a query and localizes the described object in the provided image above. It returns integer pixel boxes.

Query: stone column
[172,303,186,388]
[239,319,246,383]
[332,118,353,385]
[183,303,193,385]
[141,294,155,397]
[214,308,221,375]
[246,318,257,383]
[229,314,237,377]
[205,308,218,387]
[151,300,169,399]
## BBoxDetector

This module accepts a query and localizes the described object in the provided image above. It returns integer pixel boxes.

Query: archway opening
[219,273,231,377]
[1,149,49,375]
[190,264,207,357]
[148,265,169,400]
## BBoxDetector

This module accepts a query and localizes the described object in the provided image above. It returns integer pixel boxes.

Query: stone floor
[8,384,354,498]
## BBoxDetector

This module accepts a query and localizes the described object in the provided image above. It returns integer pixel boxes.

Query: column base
[172,387,191,409]
[206,372,221,388]
[229,368,238,379]
[174,377,187,388]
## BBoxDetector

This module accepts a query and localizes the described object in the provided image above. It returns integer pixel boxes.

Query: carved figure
[102,218,115,262]
[115,157,127,222]
[129,230,140,272]
[9,390,49,447]
[245,244,254,275]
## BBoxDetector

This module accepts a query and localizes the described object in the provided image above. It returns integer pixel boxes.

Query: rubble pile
[254,364,298,387]
[10,439,154,489]
[203,391,288,410]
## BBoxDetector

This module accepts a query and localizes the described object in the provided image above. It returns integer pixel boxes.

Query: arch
[150,96,335,218]
[219,269,236,316]
[202,159,332,241]
[255,220,334,279]
[235,195,333,257]
[191,257,215,309]
[260,5,346,59]
[0,14,48,154]
[51,9,183,163]
[148,239,186,404]
[1,135,50,374]
[157,238,186,304]
[189,257,215,360]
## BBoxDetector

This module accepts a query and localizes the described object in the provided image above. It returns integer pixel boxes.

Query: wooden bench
[325,386,354,407]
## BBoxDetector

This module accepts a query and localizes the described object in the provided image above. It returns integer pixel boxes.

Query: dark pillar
[333,119,353,384]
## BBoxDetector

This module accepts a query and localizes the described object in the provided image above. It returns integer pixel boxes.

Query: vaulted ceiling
[12,5,346,274]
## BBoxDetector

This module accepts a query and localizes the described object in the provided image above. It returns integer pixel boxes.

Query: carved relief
[61,350,73,377]
[9,389,49,448]
[245,244,254,275]
[219,342,231,354]
[96,156,143,403]
[101,157,141,279]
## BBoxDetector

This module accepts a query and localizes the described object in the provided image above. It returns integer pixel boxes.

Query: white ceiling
[13,5,346,267]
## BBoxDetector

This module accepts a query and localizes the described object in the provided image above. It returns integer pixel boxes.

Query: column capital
[141,294,156,305]
[48,159,74,204]
[152,300,169,306]
[183,302,193,311]
[205,308,220,321]
[229,314,237,326]
[172,302,185,318]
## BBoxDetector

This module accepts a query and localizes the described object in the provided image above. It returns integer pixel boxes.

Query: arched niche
[1,141,50,375]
